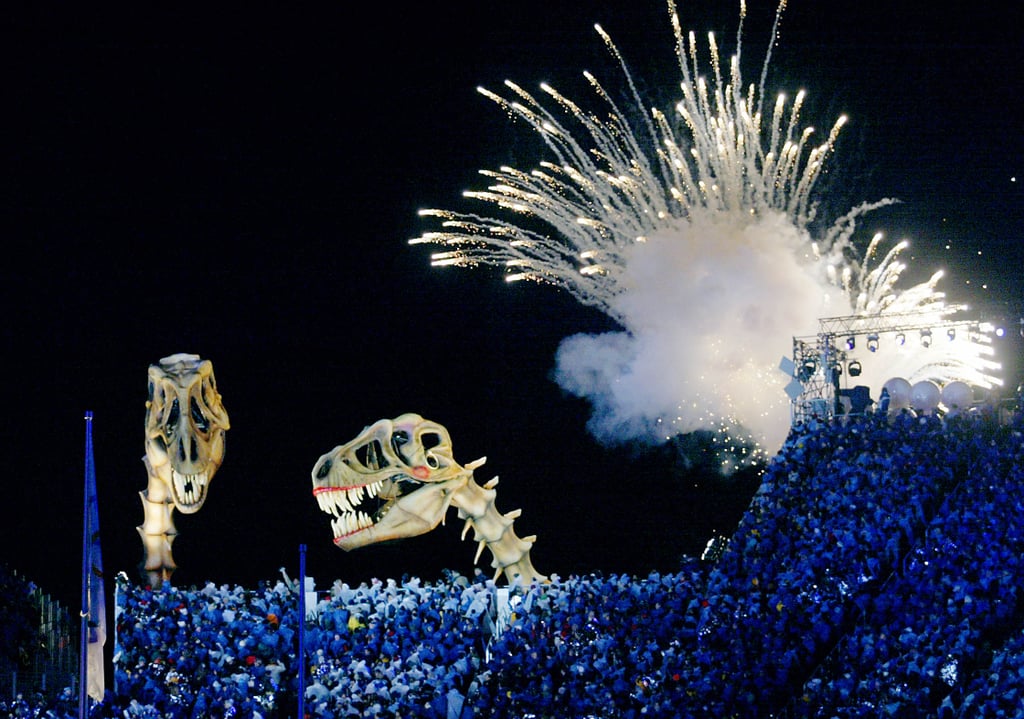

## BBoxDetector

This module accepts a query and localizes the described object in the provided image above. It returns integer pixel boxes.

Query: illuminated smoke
[410,0,1001,471]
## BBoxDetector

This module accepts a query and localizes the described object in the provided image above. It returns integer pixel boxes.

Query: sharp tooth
[461,518,473,541]
[474,540,486,564]
[340,492,353,512]
[493,565,503,583]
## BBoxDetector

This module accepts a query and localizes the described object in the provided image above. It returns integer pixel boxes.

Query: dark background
[1,1,1021,613]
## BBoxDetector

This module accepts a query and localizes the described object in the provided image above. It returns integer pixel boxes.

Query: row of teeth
[315,480,384,516]
[173,471,207,505]
[332,511,375,538]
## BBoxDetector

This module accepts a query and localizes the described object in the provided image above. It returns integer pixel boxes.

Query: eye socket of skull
[392,429,442,467]
[188,383,215,435]
[418,431,444,469]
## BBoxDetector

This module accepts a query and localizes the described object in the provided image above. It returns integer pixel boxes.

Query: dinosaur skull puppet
[313,413,545,584]
[144,353,230,513]
[312,413,469,549]
[138,353,230,587]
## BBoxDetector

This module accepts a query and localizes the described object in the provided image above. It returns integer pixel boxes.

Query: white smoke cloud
[554,210,846,462]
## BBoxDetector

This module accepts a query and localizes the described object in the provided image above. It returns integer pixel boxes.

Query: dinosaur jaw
[146,447,219,514]
[313,473,466,550]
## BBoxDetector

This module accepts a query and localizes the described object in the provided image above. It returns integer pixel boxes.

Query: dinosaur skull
[144,353,230,514]
[312,413,471,550]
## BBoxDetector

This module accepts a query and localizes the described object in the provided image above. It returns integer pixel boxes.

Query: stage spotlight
[799,358,817,382]
[867,333,879,352]
[848,360,863,377]
[845,336,856,351]
[895,332,906,346]
[947,328,956,341]
[920,329,932,348]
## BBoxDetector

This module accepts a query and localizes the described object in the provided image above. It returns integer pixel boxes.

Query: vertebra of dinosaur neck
[453,474,546,585]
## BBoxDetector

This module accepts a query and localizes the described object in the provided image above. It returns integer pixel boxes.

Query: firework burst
[410,0,1001,470]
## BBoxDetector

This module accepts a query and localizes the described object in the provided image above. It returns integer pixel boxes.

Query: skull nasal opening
[315,458,332,480]
[178,437,198,464]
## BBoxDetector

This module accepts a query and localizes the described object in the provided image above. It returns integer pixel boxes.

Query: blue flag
[84,411,106,702]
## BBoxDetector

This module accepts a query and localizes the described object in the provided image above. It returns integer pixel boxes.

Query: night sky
[2,1,1021,614]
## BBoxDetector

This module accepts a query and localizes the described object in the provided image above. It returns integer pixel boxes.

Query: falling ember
[409,0,1001,471]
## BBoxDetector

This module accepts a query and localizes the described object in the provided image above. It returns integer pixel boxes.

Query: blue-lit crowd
[8,403,1024,718]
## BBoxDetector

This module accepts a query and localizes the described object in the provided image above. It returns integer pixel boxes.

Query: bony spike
[484,476,500,489]
[466,456,487,470]
[474,539,487,564]
[461,517,473,541]
[505,508,522,520]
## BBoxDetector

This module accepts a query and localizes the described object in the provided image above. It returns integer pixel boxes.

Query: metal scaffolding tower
[786,307,986,425]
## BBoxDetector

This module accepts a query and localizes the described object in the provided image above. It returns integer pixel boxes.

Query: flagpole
[79,411,93,719]
[297,544,306,719]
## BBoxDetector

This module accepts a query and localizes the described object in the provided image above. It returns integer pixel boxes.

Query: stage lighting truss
[788,307,988,426]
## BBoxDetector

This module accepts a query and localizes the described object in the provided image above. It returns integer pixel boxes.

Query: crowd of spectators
[6,403,1024,718]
